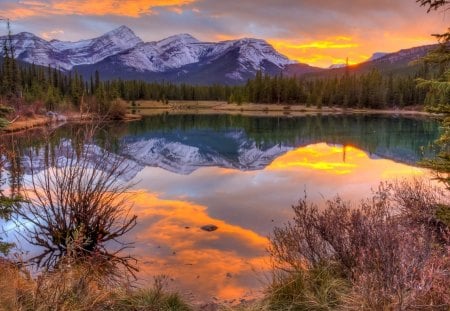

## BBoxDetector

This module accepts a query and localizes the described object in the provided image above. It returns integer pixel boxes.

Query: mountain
[75,35,298,84]
[4,26,298,84]
[368,52,388,61]
[5,25,439,84]
[328,64,346,69]
[302,44,439,78]
[9,26,142,71]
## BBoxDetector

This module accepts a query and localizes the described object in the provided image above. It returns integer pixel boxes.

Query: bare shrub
[14,131,137,272]
[108,99,128,120]
[390,179,449,243]
[269,180,450,310]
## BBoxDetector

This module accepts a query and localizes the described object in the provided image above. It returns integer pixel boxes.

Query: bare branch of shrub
[13,128,138,274]
[269,179,450,310]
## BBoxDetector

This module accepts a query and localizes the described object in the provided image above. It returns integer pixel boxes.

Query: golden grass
[130,100,437,118]
[0,260,192,311]
[3,116,50,133]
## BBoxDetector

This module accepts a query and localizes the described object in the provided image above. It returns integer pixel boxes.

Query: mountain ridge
[3,25,439,84]
[4,25,298,84]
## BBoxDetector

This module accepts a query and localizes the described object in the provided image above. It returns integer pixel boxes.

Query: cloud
[1,0,448,67]
[0,0,195,18]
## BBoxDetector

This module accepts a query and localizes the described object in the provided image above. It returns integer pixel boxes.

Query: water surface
[1,113,441,302]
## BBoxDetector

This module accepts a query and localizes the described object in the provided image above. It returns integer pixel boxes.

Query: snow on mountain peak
[107,25,134,36]
[157,33,200,46]
[233,37,296,68]
[8,26,297,81]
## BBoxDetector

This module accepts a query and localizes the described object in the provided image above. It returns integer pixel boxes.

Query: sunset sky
[0,0,448,67]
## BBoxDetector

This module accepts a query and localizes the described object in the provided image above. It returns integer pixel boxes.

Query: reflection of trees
[0,147,22,256]
[12,130,137,273]
[127,114,440,162]
[0,115,441,185]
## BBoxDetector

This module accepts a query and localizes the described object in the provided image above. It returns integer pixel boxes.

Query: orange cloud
[273,41,359,50]
[1,0,196,18]
[268,36,365,67]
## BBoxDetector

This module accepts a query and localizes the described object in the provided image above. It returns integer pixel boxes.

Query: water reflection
[0,114,441,303]
[122,114,440,172]
[125,143,429,301]
[128,192,268,300]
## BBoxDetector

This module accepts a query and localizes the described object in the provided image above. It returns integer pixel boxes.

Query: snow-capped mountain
[9,26,142,70]
[4,25,297,84]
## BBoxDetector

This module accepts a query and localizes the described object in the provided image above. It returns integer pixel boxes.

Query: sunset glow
[0,0,446,67]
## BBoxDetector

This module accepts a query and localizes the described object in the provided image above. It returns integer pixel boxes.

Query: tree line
[0,18,446,129]
[1,61,434,114]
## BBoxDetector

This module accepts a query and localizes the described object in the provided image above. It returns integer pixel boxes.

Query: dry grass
[2,116,50,133]
[0,260,192,311]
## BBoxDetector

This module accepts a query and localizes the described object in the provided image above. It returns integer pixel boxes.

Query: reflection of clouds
[127,143,430,301]
[268,144,359,174]
[128,192,269,300]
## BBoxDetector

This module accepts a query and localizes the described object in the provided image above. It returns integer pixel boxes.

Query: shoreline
[129,101,443,118]
[2,101,442,135]
[2,113,142,135]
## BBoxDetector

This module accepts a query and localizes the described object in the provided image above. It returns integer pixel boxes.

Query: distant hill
[298,44,438,78]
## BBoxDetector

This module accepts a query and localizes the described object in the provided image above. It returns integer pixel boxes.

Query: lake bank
[129,100,443,118]
[2,112,142,134]
[2,101,441,135]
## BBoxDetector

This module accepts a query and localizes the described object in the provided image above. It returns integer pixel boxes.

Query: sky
[0,0,448,68]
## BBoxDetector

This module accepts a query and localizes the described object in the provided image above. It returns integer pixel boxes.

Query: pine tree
[416,1,450,189]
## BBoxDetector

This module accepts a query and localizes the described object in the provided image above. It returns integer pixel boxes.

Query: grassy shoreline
[2,101,441,134]
[2,112,142,134]
[130,100,442,118]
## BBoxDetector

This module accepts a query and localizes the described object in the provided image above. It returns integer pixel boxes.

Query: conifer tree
[416,1,450,189]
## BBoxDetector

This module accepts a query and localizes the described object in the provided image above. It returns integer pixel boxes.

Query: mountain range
[3,25,438,84]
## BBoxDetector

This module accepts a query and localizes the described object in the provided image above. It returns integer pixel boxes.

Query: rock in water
[201,225,218,232]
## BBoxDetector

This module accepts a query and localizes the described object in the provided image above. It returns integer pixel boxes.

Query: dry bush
[16,101,46,118]
[14,131,137,272]
[269,180,450,310]
[391,179,449,243]
[108,99,128,120]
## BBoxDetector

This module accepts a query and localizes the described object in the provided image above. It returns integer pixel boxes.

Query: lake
[0,113,442,303]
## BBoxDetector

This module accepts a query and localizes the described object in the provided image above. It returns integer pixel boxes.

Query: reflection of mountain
[119,114,440,174]
[122,130,292,174]
[5,140,143,182]
[2,114,440,177]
